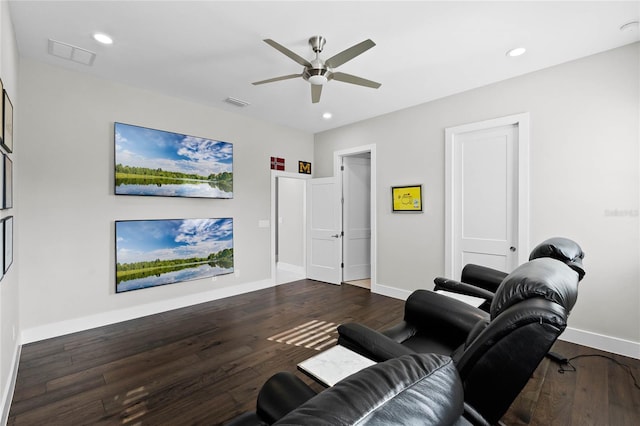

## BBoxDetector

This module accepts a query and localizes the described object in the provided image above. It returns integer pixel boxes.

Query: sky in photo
[115,123,233,176]
[116,218,233,264]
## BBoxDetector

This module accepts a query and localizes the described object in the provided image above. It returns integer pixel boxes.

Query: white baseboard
[371,282,412,301]
[1,343,21,425]
[21,279,274,345]
[560,327,640,360]
[276,262,305,275]
[373,282,640,360]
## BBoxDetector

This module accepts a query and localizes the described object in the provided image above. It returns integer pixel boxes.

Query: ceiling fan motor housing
[305,37,330,85]
[304,60,331,85]
[309,35,326,53]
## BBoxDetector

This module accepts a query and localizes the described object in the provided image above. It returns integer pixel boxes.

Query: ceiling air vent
[224,97,250,108]
[48,39,96,66]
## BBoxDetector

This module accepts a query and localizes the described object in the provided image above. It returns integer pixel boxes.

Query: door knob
[510,246,516,252]
[331,234,340,238]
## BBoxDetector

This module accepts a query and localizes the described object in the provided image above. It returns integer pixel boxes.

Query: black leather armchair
[434,237,585,312]
[338,257,581,423]
[226,353,489,426]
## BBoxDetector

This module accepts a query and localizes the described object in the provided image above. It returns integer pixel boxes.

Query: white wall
[314,43,640,355]
[0,0,20,419]
[17,59,313,341]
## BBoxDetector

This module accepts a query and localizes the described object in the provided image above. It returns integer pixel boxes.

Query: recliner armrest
[433,277,495,301]
[460,264,508,293]
[404,290,489,342]
[337,323,416,362]
[381,320,418,343]
[256,371,317,423]
[225,372,318,426]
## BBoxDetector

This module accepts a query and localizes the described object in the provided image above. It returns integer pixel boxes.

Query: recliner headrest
[491,258,580,319]
[529,237,585,280]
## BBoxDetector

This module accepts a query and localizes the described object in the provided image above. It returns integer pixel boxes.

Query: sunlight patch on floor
[267,319,338,350]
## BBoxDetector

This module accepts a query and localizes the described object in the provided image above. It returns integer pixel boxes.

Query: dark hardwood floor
[7,280,640,425]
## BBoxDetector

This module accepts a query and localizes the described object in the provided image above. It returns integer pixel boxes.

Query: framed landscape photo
[0,153,4,210]
[115,217,234,293]
[0,79,4,148]
[3,215,12,274]
[2,89,13,153]
[392,184,423,212]
[2,155,12,209]
[0,218,4,282]
[114,122,233,199]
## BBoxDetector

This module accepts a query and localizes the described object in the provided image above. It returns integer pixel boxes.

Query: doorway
[271,171,310,285]
[341,153,372,289]
[444,114,530,279]
[335,145,376,289]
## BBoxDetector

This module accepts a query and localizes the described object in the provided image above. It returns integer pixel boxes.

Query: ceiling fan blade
[263,39,312,67]
[252,74,302,85]
[331,72,381,89]
[311,84,322,103]
[325,39,376,68]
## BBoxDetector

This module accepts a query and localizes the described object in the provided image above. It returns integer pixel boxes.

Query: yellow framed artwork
[392,184,423,212]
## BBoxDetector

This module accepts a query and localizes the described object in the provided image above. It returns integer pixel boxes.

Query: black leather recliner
[226,353,489,426]
[434,237,585,312]
[337,256,581,423]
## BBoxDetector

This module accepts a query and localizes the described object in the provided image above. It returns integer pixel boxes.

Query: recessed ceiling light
[506,47,526,57]
[322,112,332,120]
[93,33,113,45]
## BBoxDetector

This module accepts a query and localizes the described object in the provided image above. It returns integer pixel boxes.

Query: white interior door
[306,177,342,284]
[445,114,530,279]
[342,156,371,282]
[455,125,517,274]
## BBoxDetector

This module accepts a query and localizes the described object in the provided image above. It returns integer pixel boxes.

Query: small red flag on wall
[270,157,285,171]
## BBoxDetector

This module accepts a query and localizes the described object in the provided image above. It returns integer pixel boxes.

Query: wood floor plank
[570,355,610,425]
[7,280,640,425]
[608,353,639,425]
[501,358,551,425]
[532,361,576,426]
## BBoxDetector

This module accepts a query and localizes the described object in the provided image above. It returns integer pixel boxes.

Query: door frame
[444,113,530,278]
[334,144,377,289]
[270,170,311,284]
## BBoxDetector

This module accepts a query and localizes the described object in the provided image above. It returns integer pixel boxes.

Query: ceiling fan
[253,36,381,103]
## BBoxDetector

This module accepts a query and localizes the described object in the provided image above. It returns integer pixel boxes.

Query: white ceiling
[8,1,640,134]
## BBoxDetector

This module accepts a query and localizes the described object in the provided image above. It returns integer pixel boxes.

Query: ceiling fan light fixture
[304,65,330,86]
[308,75,328,85]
